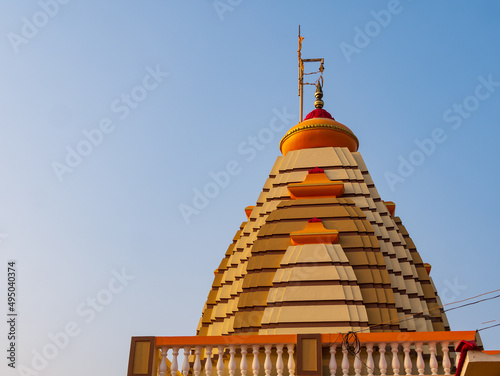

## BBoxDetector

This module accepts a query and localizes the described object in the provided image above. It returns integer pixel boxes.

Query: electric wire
[378,293,500,331]
[342,331,376,373]
[443,288,500,306]
[304,70,322,76]
[342,332,361,356]
[478,323,500,332]
[481,320,496,324]
[331,288,500,335]
[359,288,500,332]
[444,294,500,312]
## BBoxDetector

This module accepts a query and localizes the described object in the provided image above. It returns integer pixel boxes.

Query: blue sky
[0,1,499,375]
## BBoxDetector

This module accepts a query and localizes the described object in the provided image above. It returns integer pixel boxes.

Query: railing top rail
[321,331,477,345]
[155,334,297,347]
[152,331,477,348]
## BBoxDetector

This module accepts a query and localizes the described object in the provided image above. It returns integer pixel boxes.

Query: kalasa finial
[314,81,324,109]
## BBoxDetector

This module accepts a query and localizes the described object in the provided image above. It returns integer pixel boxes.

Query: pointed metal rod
[297,27,325,121]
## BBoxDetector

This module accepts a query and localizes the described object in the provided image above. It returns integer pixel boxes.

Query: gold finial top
[314,81,324,109]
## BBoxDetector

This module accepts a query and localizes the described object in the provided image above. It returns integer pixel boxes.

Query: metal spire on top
[298,26,325,121]
[314,81,324,109]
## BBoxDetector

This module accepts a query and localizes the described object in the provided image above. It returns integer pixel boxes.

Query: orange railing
[127,331,478,376]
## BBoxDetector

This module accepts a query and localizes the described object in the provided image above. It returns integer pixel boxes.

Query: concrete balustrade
[127,331,478,376]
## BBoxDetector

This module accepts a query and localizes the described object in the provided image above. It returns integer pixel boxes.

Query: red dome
[304,108,334,120]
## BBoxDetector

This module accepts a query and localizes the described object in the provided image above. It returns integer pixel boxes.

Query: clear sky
[1,1,499,375]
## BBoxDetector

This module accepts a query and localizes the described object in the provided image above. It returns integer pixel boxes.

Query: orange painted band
[155,331,476,347]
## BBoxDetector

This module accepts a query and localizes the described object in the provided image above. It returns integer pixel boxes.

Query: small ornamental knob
[308,217,322,223]
[314,81,324,109]
[308,166,325,174]
[424,263,432,275]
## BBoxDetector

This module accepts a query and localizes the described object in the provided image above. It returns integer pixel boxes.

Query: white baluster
[276,344,284,376]
[354,343,362,376]
[229,345,236,376]
[341,343,350,376]
[415,343,424,376]
[217,346,225,376]
[403,342,412,376]
[194,346,202,376]
[429,342,438,375]
[453,341,461,371]
[365,343,374,376]
[252,345,260,376]
[182,346,190,376]
[205,347,213,376]
[159,347,168,376]
[379,343,387,376]
[329,344,337,376]
[171,347,179,376]
[441,342,451,375]
[287,344,295,376]
[391,343,400,376]
[240,345,248,376]
[264,345,272,376]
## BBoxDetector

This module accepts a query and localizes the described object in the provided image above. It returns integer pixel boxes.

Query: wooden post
[127,337,156,376]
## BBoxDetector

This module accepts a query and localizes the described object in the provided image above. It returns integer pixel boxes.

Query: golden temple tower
[196,79,449,337]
